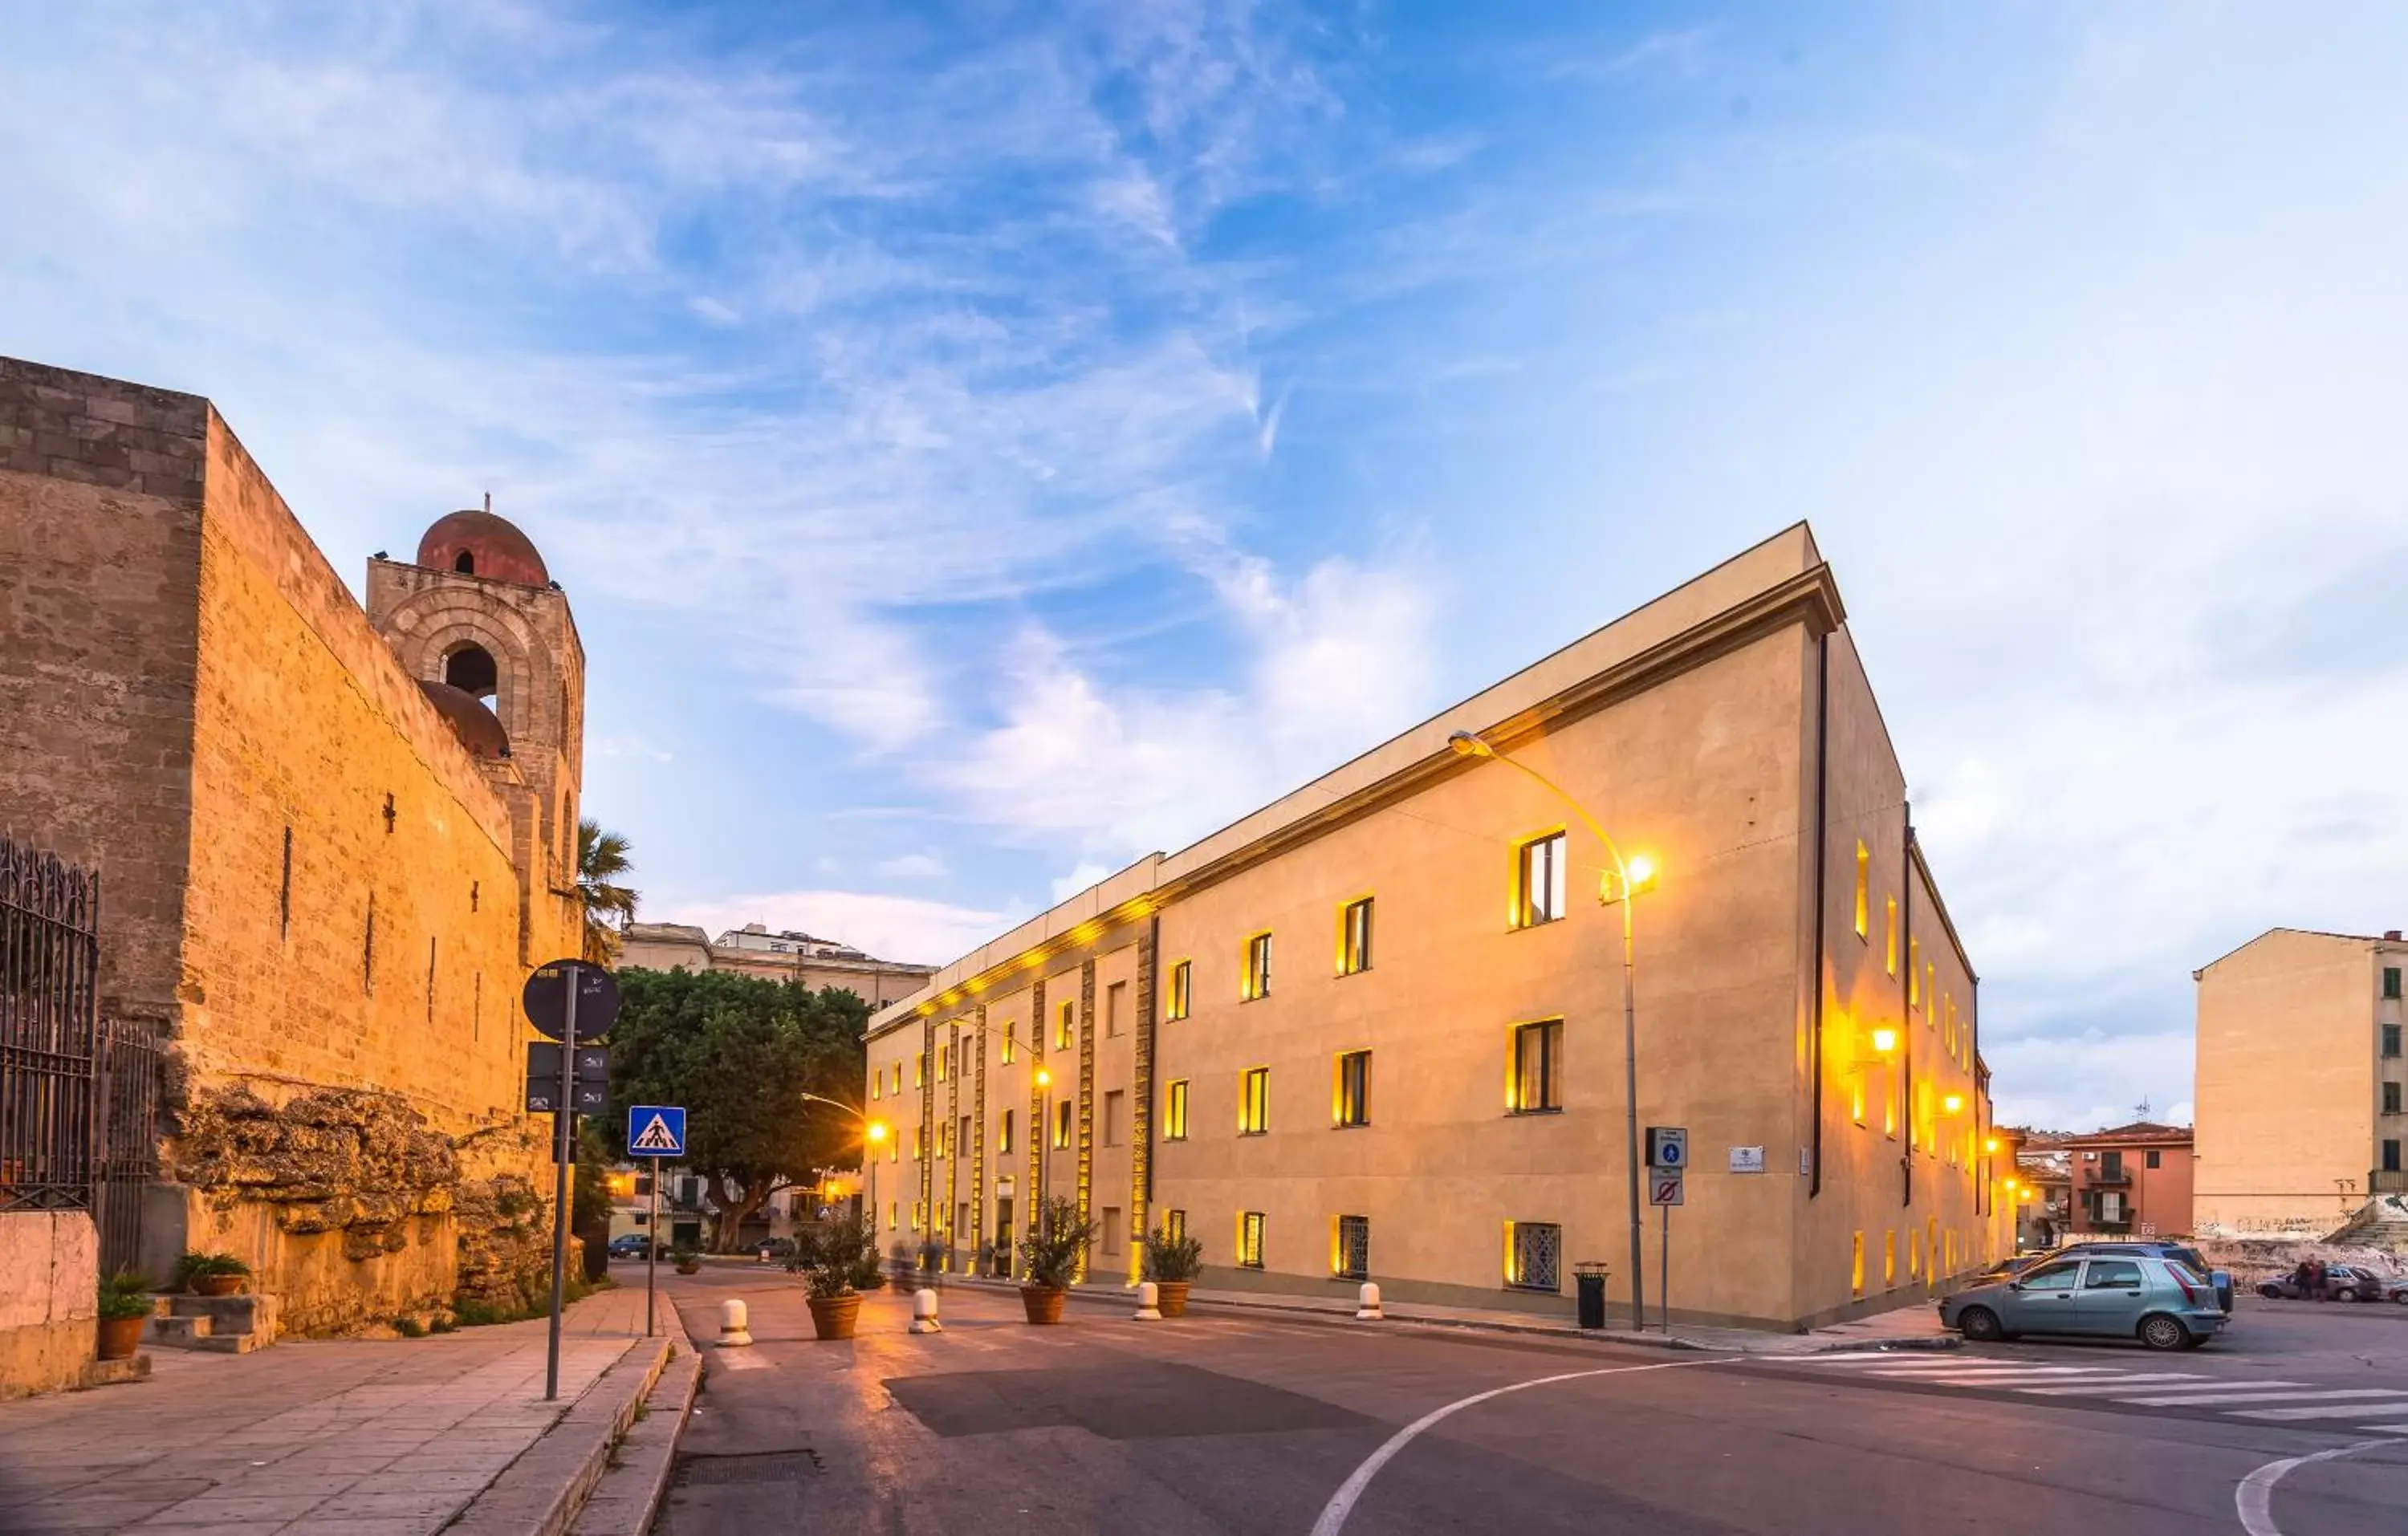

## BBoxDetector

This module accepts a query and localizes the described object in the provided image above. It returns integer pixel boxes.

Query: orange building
[2063,1122,2194,1240]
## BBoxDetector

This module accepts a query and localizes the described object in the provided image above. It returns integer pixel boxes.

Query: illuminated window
[913,1200,925,1229]
[1165,1079,1189,1140]
[1002,1022,1016,1064]
[1240,1067,1270,1135]
[937,1044,948,1082]
[1237,1210,1266,1269]
[1516,832,1567,928]
[1334,1214,1369,1280]
[1885,897,1898,976]
[888,1200,897,1231]
[1884,1231,1896,1286]
[1167,960,1192,1020]
[1506,1221,1561,1291]
[1054,1099,1072,1149]
[934,1120,948,1159]
[871,1072,882,1102]
[1335,1050,1371,1128]
[1852,1232,1865,1294]
[892,1063,903,1095]
[1910,940,1922,1007]
[914,1053,925,1087]
[888,1135,898,1164]
[1509,1020,1562,1114]
[1851,1074,1865,1127]
[998,1110,1015,1154]
[1924,963,1935,1024]
[1056,1000,1075,1049]
[1340,898,1373,975]
[1881,1071,1895,1138]
[1243,933,1273,1000]
[1926,1217,1938,1274]
[912,1124,924,1159]
[1165,1208,1186,1245]
[1853,840,1869,939]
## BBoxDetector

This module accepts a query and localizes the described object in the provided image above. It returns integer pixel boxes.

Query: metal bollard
[718,1298,754,1347]
[1355,1282,1383,1321]
[1133,1281,1161,1322]
[909,1287,943,1334]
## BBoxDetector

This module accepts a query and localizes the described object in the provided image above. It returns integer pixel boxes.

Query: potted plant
[173,1251,251,1298]
[791,1216,881,1340]
[1143,1224,1204,1318]
[96,1270,151,1360]
[1018,1196,1098,1325]
[672,1242,702,1276]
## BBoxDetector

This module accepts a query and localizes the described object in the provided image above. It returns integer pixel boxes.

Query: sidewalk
[0,1282,679,1536]
[931,1273,1959,1355]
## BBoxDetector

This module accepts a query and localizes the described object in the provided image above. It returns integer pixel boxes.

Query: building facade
[2006,1132,2072,1250]
[2061,1122,2193,1239]
[2195,928,2408,1233]
[624,921,934,1006]
[861,526,2011,1331]
[0,357,584,1348]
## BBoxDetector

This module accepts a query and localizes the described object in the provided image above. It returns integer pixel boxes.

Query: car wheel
[2257,1283,2284,1298]
[2138,1314,2190,1351]
[1959,1306,2003,1343]
[2334,1287,2359,1302]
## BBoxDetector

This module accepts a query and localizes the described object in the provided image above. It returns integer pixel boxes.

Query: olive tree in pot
[96,1270,152,1360]
[1142,1224,1203,1318]
[1018,1196,1097,1324]
[672,1242,702,1276]
[791,1216,884,1340]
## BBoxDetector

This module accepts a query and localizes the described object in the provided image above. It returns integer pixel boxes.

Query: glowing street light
[1869,1026,1900,1056]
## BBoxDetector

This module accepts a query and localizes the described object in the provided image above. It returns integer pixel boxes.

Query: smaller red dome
[417,681,511,759]
[417,510,549,587]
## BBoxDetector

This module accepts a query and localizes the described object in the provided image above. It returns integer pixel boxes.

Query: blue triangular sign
[632,1113,680,1153]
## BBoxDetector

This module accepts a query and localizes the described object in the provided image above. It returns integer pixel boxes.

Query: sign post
[1645,1126,1687,1335]
[626,1105,687,1343]
[523,959,620,1404]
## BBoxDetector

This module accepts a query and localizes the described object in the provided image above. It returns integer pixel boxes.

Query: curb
[566,1343,703,1536]
[447,1335,673,1536]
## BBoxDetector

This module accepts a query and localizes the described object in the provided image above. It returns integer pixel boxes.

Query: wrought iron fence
[0,835,101,1213]
[96,1014,162,1276]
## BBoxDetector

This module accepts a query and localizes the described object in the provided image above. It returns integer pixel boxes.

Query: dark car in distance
[606,1233,667,1260]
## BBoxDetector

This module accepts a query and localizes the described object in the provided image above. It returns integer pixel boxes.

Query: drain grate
[673,1450,824,1486]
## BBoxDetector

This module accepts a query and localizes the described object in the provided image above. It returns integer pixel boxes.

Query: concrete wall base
[0,1211,100,1399]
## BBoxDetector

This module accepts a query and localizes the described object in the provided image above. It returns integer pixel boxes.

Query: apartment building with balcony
[2061,1122,2193,1238]
[860,526,2013,1331]
[2195,927,2408,1234]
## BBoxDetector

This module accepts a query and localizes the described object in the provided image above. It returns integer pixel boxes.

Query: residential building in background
[2061,1122,2194,1238]
[2006,1130,2072,1250]
[622,921,935,1007]
[2194,928,2408,1233]
[862,525,2011,1332]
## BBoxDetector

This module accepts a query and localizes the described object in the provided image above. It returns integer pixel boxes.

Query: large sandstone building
[623,920,935,1006]
[866,526,2011,1331]
[0,357,584,1349]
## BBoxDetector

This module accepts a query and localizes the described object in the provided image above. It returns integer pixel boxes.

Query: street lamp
[1448,728,1657,1331]
[799,1091,886,1235]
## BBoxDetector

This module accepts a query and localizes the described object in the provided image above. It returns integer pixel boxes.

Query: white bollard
[1355,1282,1384,1321]
[909,1287,943,1334]
[717,1298,753,1348]
[1133,1281,1161,1322]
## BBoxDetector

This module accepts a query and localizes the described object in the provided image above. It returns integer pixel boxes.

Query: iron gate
[96,1014,162,1275]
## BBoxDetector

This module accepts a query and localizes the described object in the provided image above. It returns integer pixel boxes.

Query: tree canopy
[606,967,869,1250]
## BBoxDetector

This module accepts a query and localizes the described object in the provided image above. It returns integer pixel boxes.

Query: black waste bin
[1574,1262,1610,1330]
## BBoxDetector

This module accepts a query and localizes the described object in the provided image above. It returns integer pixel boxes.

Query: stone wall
[0,1213,98,1400]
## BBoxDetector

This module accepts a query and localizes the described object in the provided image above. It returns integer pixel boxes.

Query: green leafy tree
[576,819,637,965]
[607,968,868,1251]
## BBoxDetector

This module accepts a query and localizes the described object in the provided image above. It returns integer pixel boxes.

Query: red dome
[417,681,511,759]
[417,510,549,587]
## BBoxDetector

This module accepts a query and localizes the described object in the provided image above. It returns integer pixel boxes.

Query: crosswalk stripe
[2114,1387,2361,1407]
[2234,1399,2408,1421]
[2014,1375,2211,1395]
[1800,1355,1971,1367]
[2358,1424,2408,1436]
[1890,1367,2121,1380]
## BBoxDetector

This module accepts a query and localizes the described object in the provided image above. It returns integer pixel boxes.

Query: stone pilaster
[945,1019,961,1269]
[1129,915,1159,1283]
[1076,959,1096,1282]
[1026,977,1046,1248]
[971,1004,987,1270]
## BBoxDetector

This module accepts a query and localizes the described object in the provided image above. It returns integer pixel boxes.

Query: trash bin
[1574,1262,1610,1330]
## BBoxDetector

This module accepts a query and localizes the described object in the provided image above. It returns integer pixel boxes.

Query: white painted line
[714,1351,770,1371]
[1309,1357,1729,1536]
[2116,1387,2345,1408]
[1798,1354,1980,1367]
[2356,1424,2408,1436]
[1889,1367,2123,1383]
[2235,1399,2408,1421]
[2015,1375,2211,1395]
[2236,1440,2390,1536]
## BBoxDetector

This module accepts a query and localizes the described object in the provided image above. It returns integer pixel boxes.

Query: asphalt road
[645,1264,2408,1536]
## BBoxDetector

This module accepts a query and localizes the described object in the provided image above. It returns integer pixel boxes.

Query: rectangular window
[2385,1139,2402,1173]
[1505,1221,1561,1291]
[1103,1090,1125,1147]
[1165,1208,1186,1245]
[1851,1075,1865,1128]
[914,1053,925,1087]
[2387,1024,2404,1059]
[1884,1230,1896,1286]
[1852,1231,1865,1295]
[1165,1079,1190,1140]
[1243,933,1273,1000]
[2388,966,2403,1001]
[959,1115,970,1158]
[913,1201,925,1229]
[1168,960,1192,1021]
[999,1109,1015,1154]
[1335,1214,1369,1280]
[2101,1150,2123,1180]
[888,1201,897,1232]
[1107,981,1127,1038]
[1517,832,1567,928]
[1336,1050,1371,1128]
[2146,1148,2163,1168]
[1910,940,1922,1007]
[937,1044,948,1082]
[1240,1067,1270,1135]
[913,1125,925,1159]
[893,1063,902,1095]
[1509,1020,1562,1113]
[1102,1206,1124,1257]
[1056,1000,1074,1049]
[1237,1211,1266,1269]
[1054,1099,1073,1149]
[872,1071,882,1102]
[1853,839,1869,939]
[1340,898,1373,975]
[2386,1082,2403,1116]
[1885,897,1898,976]
[934,1120,948,1159]
[1003,1022,1016,1064]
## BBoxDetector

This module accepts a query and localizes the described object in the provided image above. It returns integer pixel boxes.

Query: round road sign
[523,958,621,1042]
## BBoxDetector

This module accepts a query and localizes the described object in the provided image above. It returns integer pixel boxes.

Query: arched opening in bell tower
[454,550,476,575]
[444,644,499,705]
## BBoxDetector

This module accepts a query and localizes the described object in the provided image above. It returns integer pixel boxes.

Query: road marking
[2236,1440,2391,1536]
[714,1351,770,1371]
[1798,1354,1971,1367]
[2357,1424,2408,1436]
[1308,1358,1727,1536]
[2013,1375,2212,1395]
[2235,1399,2408,1421]
[1889,1367,2123,1384]
[2112,1387,2353,1408]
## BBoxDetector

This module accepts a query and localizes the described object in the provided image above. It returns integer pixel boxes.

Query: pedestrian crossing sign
[628,1105,685,1157]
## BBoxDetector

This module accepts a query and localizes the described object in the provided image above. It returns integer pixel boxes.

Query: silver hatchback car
[1938,1254,2227,1351]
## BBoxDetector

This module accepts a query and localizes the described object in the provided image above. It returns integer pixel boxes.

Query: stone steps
[146,1291,278,1353]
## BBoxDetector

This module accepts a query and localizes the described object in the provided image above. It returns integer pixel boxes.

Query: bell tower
[366,509,585,961]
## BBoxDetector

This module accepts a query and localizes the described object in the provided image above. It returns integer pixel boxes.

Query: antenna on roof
[483,491,492,514]
[2134,1096,2151,1119]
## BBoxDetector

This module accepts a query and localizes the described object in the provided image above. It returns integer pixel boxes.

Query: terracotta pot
[675,1261,701,1275]
[1020,1285,1067,1325]
[192,1273,245,1297]
[1155,1281,1191,1319]
[806,1292,862,1340]
[97,1315,145,1361]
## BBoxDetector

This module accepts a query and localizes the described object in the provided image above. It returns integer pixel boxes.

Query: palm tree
[576,818,637,965]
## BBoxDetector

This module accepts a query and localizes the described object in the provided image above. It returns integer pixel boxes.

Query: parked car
[1938,1253,2227,1350]
[2253,1264,2394,1302]
[1971,1255,2043,1285]
[606,1234,668,1260]
[750,1237,798,1262]
[2388,1278,2408,1305]
[2044,1241,2233,1314]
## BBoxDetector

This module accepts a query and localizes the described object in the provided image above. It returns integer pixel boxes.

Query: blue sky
[7,2,2406,1133]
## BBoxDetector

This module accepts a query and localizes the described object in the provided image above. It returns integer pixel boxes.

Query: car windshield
[2162,1258,2207,1285]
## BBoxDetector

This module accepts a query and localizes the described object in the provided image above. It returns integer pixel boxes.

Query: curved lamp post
[1449,729,1657,1330]
[799,1091,889,1237]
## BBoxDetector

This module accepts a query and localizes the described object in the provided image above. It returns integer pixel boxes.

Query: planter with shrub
[173,1252,251,1298]
[791,1215,885,1340]
[96,1271,151,1360]
[1142,1224,1203,1318]
[1018,1196,1097,1325]
[672,1244,702,1275]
